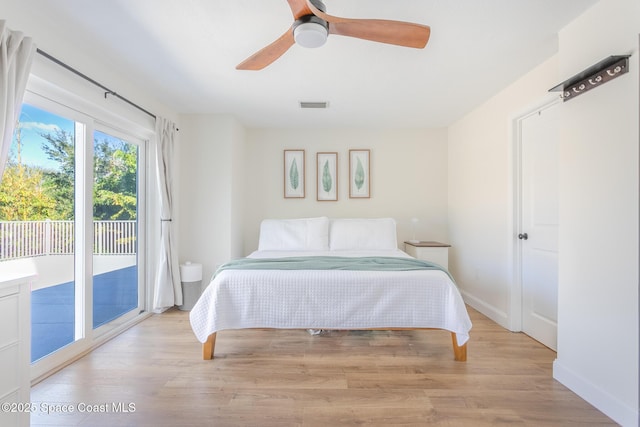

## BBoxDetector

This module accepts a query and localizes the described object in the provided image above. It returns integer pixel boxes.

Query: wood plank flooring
[31,306,615,426]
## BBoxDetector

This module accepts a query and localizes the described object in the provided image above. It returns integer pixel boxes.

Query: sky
[9,103,129,172]
[11,103,74,171]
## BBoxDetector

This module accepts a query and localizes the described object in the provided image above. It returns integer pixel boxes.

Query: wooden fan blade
[236,29,295,70]
[305,0,430,48]
[286,0,313,20]
[329,20,430,48]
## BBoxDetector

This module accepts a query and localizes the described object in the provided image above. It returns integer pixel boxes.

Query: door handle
[518,233,528,240]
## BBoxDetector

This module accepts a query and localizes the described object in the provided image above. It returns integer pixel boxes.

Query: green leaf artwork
[322,160,332,192]
[354,157,365,190]
[289,158,299,190]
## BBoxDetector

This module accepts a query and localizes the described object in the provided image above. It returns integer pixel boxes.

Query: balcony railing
[0,220,136,261]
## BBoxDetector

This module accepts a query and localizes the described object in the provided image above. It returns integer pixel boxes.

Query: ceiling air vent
[299,101,329,109]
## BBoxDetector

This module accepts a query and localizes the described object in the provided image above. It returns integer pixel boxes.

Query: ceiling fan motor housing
[293,15,329,48]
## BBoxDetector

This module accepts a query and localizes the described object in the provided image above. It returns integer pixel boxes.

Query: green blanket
[214,256,453,281]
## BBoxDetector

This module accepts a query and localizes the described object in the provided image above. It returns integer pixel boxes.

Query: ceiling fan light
[293,22,328,48]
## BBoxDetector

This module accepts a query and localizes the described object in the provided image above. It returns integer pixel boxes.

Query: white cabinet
[0,266,34,427]
[404,241,450,269]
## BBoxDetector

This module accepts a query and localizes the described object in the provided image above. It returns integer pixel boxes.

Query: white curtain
[153,117,182,310]
[0,20,35,181]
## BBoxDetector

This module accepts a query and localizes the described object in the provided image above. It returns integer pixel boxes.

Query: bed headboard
[258,217,397,251]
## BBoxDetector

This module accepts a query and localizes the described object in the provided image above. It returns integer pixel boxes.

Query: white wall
[242,128,449,253]
[447,56,559,327]
[553,1,639,425]
[449,1,639,424]
[177,114,245,284]
[230,121,246,260]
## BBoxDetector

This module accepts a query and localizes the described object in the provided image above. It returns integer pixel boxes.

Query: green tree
[0,127,138,222]
[0,161,57,220]
[93,138,137,220]
[0,125,58,220]
[41,128,75,219]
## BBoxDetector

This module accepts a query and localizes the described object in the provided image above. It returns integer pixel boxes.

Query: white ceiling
[23,0,598,128]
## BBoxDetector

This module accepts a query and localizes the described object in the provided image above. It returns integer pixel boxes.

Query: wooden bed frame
[201,329,467,362]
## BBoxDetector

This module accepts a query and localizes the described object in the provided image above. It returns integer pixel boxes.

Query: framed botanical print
[284,149,305,198]
[349,149,370,198]
[316,152,338,201]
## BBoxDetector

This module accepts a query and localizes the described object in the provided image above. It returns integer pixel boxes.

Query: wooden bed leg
[451,333,467,362]
[203,333,216,360]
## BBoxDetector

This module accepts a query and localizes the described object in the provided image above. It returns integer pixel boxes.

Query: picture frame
[316,152,338,201]
[284,149,305,198]
[349,149,370,198]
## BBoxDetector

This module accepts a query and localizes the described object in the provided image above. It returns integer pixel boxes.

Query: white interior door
[519,102,560,351]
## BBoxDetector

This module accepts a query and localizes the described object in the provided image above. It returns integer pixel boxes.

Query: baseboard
[459,289,509,329]
[553,359,639,427]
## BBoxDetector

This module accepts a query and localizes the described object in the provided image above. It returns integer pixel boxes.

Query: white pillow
[329,218,398,250]
[258,217,329,251]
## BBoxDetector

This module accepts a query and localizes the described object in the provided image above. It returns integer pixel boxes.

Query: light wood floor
[31,306,615,426]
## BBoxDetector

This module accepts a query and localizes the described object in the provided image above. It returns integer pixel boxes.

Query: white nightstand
[404,241,451,269]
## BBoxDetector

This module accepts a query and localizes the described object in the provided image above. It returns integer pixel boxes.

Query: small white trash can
[179,262,202,311]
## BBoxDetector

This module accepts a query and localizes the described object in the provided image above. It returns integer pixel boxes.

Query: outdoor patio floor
[31,266,138,362]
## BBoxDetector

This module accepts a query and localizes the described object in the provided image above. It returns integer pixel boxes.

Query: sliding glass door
[92,129,144,335]
[0,93,147,377]
[1,103,79,362]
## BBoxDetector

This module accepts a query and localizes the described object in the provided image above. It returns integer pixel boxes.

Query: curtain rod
[36,48,157,120]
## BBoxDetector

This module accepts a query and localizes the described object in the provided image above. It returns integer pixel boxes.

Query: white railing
[0,220,136,261]
[93,220,137,255]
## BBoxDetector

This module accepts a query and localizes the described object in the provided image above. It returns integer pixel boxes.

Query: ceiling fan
[236,0,431,70]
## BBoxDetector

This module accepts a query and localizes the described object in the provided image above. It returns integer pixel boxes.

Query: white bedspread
[189,250,472,346]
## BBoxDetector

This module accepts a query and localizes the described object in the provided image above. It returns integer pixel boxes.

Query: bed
[189,217,472,361]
